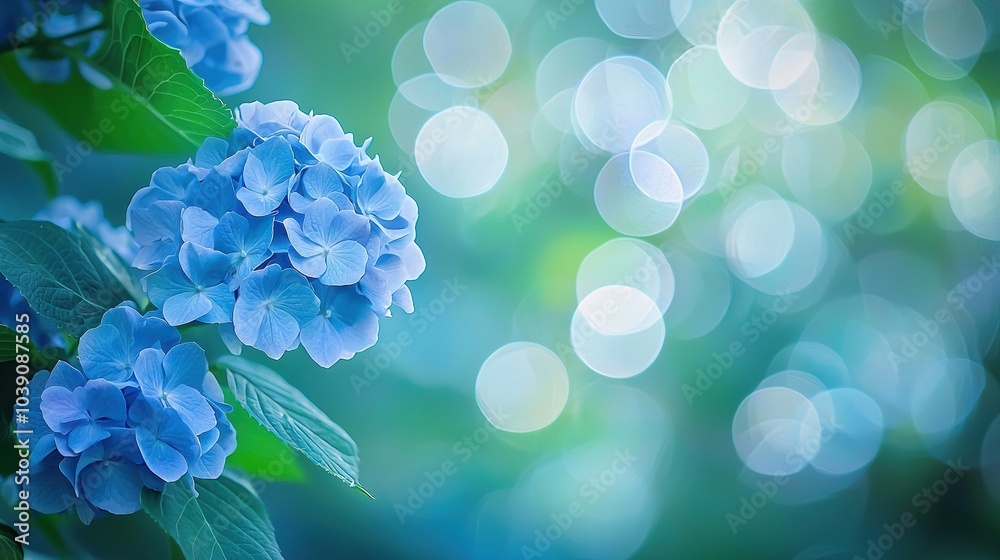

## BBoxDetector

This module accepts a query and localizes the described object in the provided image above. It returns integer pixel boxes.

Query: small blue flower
[145,242,235,325]
[237,137,295,216]
[188,403,236,479]
[185,169,238,222]
[128,397,201,483]
[78,304,181,385]
[283,198,370,286]
[233,264,319,359]
[130,200,186,271]
[235,100,310,140]
[214,211,274,286]
[356,158,407,234]
[69,428,147,515]
[287,163,351,214]
[133,344,218,435]
[300,114,360,170]
[41,377,126,454]
[300,283,379,368]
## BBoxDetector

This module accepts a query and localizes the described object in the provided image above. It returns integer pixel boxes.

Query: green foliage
[0,0,235,155]
[0,113,57,197]
[215,356,369,496]
[142,471,283,560]
[0,523,24,560]
[73,223,148,310]
[0,220,137,338]
[223,386,306,483]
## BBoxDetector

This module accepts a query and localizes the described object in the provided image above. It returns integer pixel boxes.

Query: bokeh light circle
[716,0,818,90]
[595,153,683,236]
[423,2,511,88]
[923,0,987,60]
[809,388,884,475]
[571,286,666,378]
[475,342,569,433]
[415,106,509,198]
[732,387,822,476]
[905,100,986,196]
[948,139,1000,240]
[596,0,676,40]
[576,238,676,314]
[631,120,710,200]
[666,46,749,130]
[573,56,670,153]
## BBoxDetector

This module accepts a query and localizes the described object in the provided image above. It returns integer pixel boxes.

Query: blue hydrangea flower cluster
[127,101,425,367]
[27,305,234,523]
[140,0,270,95]
[1,195,135,349]
[4,0,269,95]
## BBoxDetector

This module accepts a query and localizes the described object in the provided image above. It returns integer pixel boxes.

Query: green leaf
[215,356,368,495]
[0,113,57,198]
[222,386,306,483]
[73,223,148,310]
[0,0,235,154]
[0,325,21,364]
[0,523,24,560]
[0,220,136,338]
[142,471,283,560]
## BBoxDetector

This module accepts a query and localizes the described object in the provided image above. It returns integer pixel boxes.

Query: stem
[0,22,104,57]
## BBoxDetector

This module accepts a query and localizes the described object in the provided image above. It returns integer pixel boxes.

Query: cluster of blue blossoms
[127,101,424,367]
[1,195,135,350]
[3,0,269,95]
[28,305,234,522]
